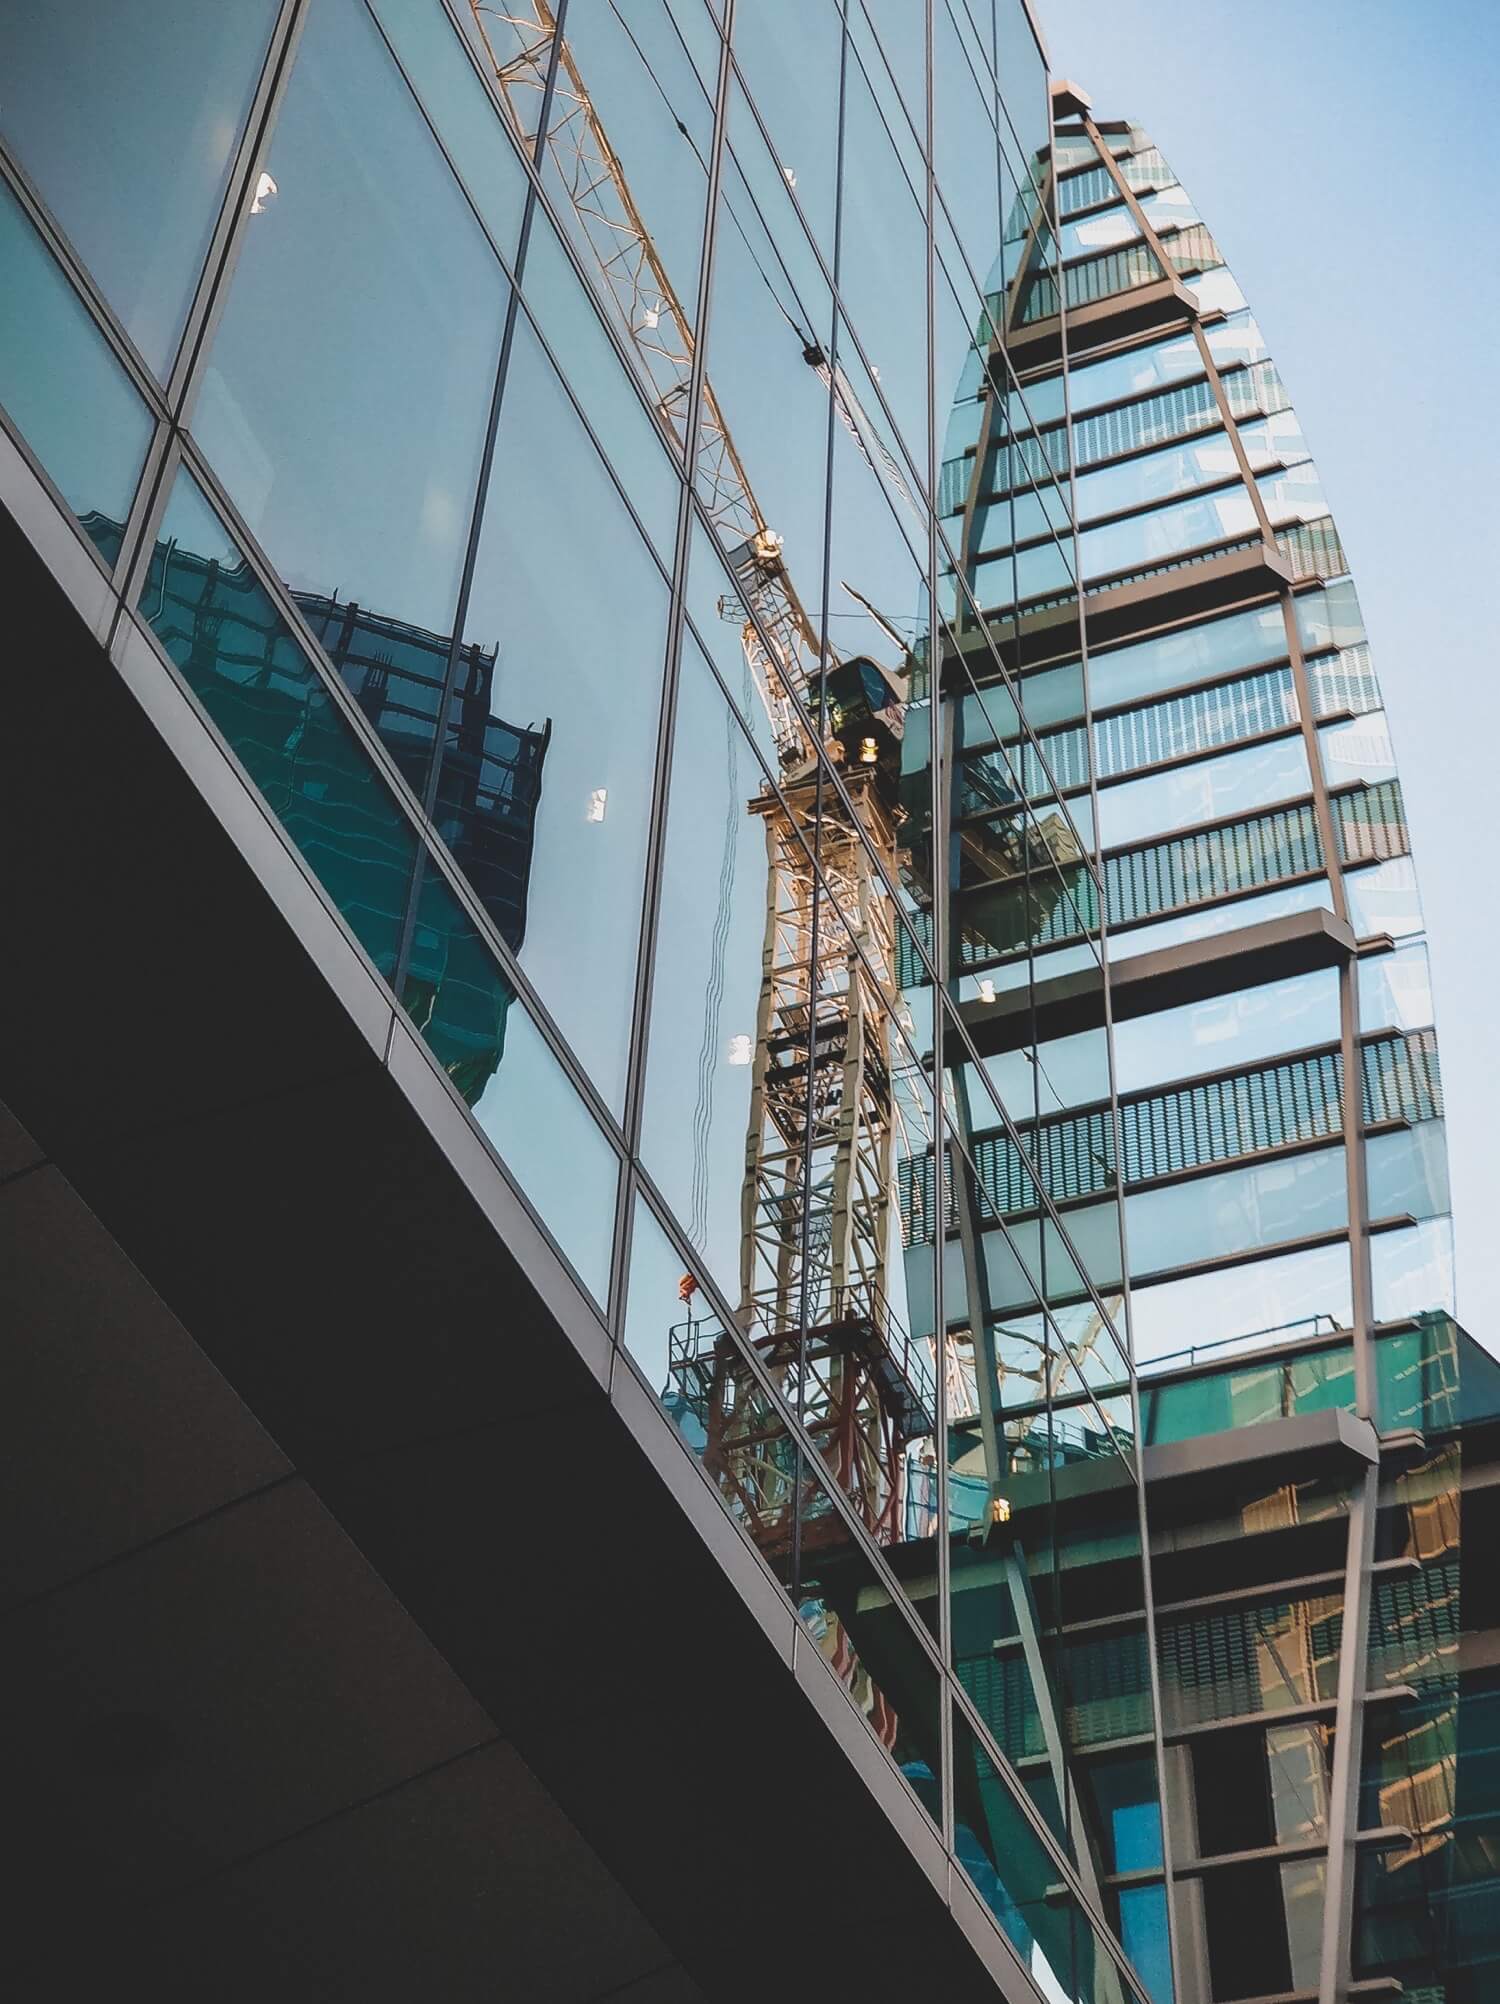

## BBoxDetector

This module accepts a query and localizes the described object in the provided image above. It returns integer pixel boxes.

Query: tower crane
[466,0,937,1550]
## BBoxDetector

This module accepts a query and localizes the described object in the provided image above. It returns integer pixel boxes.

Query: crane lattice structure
[466,0,936,1548]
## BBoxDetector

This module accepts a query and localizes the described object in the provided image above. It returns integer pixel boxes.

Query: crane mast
[467,0,935,1550]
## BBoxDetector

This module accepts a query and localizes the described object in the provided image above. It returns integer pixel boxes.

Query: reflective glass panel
[1080,484,1258,583]
[952,1703,1141,2004]
[1359,943,1435,1035]
[641,631,778,1307]
[1090,601,1289,713]
[1370,1219,1456,1325]
[1113,970,1340,1097]
[368,0,527,259]
[0,0,279,373]
[1074,429,1238,522]
[1097,736,1311,852]
[1125,1146,1348,1281]
[140,468,416,980]
[195,0,508,633]
[1129,1234,1353,1378]
[403,856,617,1301]
[456,317,670,1110]
[0,179,153,557]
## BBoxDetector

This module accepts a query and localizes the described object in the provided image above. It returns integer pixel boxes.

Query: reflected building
[0,7,1484,2004]
[913,81,1482,2004]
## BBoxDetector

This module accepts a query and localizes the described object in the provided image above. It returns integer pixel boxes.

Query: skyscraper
[0,7,1482,2003]
[917,81,1477,2004]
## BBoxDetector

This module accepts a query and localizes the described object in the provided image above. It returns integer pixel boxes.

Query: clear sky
[1036,0,1500,1350]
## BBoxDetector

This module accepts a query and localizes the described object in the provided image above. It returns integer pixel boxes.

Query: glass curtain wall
[947,97,1450,2003]
[0,8,1164,2001]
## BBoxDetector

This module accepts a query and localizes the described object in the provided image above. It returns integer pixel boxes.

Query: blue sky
[1037,0,1500,1348]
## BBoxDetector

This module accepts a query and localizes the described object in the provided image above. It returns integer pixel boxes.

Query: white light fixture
[977,978,997,1005]
[251,171,278,215]
[727,1034,753,1066]
[586,787,608,823]
[640,301,661,330]
[782,164,797,188]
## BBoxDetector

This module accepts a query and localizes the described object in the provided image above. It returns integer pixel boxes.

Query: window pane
[367,0,528,261]
[139,468,417,980]
[1097,736,1311,852]
[404,856,616,1301]
[953,1703,1137,2004]
[1130,1240,1353,1370]
[1074,428,1238,523]
[1114,970,1340,1097]
[641,633,774,1308]
[1359,943,1435,1034]
[1090,602,1289,712]
[520,211,681,562]
[195,0,508,639]
[1107,877,1335,964]
[1370,1219,1456,1327]
[1365,1121,1450,1225]
[456,318,669,1111]
[1080,483,1258,583]
[1125,1146,1348,1280]
[0,0,279,374]
[0,180,152,558]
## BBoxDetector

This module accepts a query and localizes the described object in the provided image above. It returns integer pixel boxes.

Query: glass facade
[0,18,1471,2004]
[961,93,1455,2004]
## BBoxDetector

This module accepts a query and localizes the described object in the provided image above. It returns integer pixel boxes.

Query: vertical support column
[1320,1459,1378,2004]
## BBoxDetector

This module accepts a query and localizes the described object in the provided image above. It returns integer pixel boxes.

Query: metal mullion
[624,1159,953,1693]
[362,0,531,276]
[917,7,954,1843]
[937,997,1136,1364]
[785,0,850,1609]
[1318,1459,1379,2004]
[0,142,171,419]
[616,0,738,1184]
[935,1003,1135,1433]
[390,5,569,1001]
[720,36,939,521]
[165,0,305,421]
[156,426,627,1159]
[169,0,311,434]
[1064,145,1190,1966]
[947,1671,1147,1997]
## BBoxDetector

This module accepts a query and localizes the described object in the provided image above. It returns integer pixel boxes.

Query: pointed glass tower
[928,79,1460,2004]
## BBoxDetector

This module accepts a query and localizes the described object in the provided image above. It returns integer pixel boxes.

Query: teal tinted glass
[403,858,616,1303]
[140,469,417,980]
[953,1703,1141,2004]
[0,181,153,562]
[0,0,279,374]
